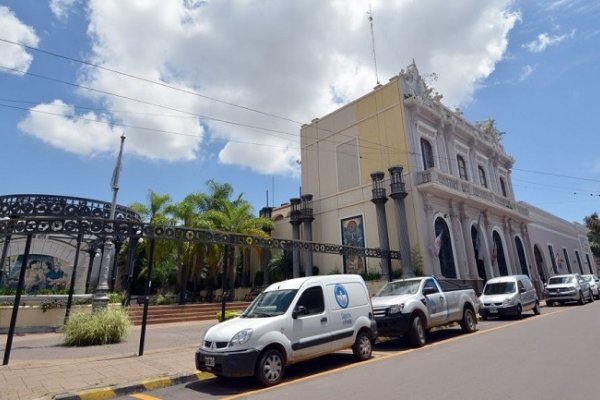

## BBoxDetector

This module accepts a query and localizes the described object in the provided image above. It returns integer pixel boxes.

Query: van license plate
[205,356,215,367]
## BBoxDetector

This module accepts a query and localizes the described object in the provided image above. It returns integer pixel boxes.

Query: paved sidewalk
[0,320,219,400]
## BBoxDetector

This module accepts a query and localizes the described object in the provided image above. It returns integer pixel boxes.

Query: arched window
[420,138,434,170]
[562,248,572,273]
[471,225,486,281]
[434,217,456,278]
[457,155,468,180]
[534,245,547,283]
[492,231,508,276]
[499,177,507,197]
[478,166,488,188]
[515,237,528,276]
[548,245,558,274]
[575,250,584,274]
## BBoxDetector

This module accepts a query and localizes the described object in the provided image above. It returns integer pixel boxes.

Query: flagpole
[93,132,126,310]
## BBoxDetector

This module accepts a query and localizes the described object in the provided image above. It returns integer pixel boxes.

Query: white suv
[544,273,594,306]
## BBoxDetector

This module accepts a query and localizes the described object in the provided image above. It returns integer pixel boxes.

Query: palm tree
[202,200,274,293]
[165,193,208,304]
[128,190,175,295]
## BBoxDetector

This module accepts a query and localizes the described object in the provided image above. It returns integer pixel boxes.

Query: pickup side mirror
[293,305,308,319]
[423,287,437,296]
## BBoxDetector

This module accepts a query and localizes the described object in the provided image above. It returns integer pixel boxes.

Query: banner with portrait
[341,215,366,274]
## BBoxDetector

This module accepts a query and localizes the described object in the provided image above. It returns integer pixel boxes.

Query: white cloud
[0,6,39,75]
[17,100,120,156]
[523,30,576,53]
[21,0,520,175]
[519,64,535,81]
[49,0,78,21]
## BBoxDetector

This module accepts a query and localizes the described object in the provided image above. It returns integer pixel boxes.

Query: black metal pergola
[0,194,401,364]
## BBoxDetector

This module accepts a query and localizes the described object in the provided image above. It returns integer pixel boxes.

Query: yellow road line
[221,310,565,399]
[131,393,163,400]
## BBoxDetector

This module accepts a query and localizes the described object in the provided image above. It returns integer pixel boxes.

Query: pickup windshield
[548,276,575,285]
[241,289,298,318]
[375,280,420,297]
[483,282,515,295]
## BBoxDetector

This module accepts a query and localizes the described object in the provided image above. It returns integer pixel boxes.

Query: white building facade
[271,63,597,293]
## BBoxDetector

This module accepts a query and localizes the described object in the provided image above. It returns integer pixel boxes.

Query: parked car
[479,275,541,319]
[195,274,377,386]
[544,273,594,306]
[581,274,600,299]
[371,276,478,348]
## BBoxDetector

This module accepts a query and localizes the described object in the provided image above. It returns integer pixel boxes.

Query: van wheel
[516,305,523,319]
[352,330,372,361]
[408,315,426,348]
[255,348,285,386]
[533,302,541,315]
[460,308,477,333]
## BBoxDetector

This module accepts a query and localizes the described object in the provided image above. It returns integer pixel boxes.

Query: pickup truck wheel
[255,348,285,386]
[352,330,372,361]
[533,302,541,315]
[408,315,426,348]
[460,308,477,333]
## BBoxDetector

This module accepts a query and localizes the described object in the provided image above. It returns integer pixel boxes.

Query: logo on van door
[334,284,349,308]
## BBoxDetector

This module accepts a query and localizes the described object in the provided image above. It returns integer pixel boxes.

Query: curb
[52,371,215,400]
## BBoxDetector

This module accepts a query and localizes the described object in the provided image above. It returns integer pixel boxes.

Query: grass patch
[63,308,131,346]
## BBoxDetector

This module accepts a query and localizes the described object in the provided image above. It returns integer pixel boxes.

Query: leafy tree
[584,212,600,257]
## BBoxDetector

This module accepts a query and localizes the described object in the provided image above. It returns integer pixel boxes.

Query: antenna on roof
[367,3,380,85]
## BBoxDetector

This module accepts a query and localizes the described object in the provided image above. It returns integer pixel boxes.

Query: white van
[479,275,541,319]
[195,274,377,386]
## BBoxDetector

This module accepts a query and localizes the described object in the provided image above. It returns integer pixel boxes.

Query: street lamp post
[93,133,126,310]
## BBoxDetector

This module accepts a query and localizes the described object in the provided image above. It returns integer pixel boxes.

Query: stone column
[448,203,467,279]
[301,194,315,277]
[423,194,441,277]
[459,203,479,279]
[388,166,414,277]
[483,211,498,277]
[289,198,302,278]
[503,217,518,275]
[370,172,392,280]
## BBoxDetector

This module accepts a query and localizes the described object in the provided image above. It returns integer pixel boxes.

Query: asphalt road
[118,301,600,400]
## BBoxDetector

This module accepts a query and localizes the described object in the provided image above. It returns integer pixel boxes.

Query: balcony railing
[416,169,528,217]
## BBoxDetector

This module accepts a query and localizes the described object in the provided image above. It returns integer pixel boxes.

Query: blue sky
[1,0,598,224]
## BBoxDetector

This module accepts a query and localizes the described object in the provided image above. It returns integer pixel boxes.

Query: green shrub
[411,247,425,277]
[63,308,131,346]
[150,293,175,305]
[108,292,124,304]
[216,310,240,321]
[361,272,382,281]
[40,298,66,312]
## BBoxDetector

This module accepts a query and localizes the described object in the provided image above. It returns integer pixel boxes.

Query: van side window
[423,279,439,294]
[296,286,324,315]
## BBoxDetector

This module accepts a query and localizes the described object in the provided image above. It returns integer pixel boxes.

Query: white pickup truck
[371,276,479,347]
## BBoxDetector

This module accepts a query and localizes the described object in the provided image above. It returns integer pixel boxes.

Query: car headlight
[229,328,253,346]
[389,303,404,315]
[502,296,516,306]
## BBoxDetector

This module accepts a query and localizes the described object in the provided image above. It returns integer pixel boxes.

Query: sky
[0,0,599,225]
